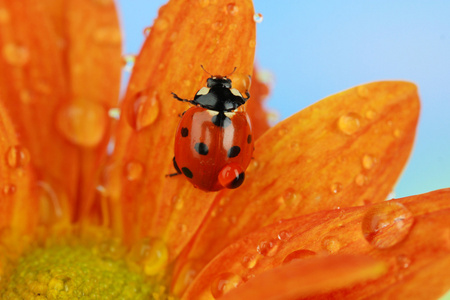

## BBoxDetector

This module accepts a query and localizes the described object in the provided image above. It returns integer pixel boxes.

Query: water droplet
[37,181,63,225]
[386,191,396,200]
[210,272,242,299]
[108,107,121,120]
[247,160,259,172]
[128,238,168,276]
[229,23,238,30]
[122,54,136,73]
[219,197,230,206]
[172,260,201,296]
[253,13,263,23]
[211,21,224,31]
[178,223,187,233]
[56,100,107,147]
[362,201,414,249]
[5,145,30,168]
[153,17,169,32]
[94,238,127,260]
[94,27,121,45]
[226,3,239,15]
[289,142,300,151]
[355,174,366,186]
[248,39,256,48]
[277,230,292,241]
[338,112,361,135]
[183,79,192,88]
[35,81,52,95]
[356,85,369,98]
[124,161,144,181]
[228,215,237,224]
[394,128,401,138]
[396,254,411,269]
[231,73,251,96]
[362,154,374,170]
[281,188,301,207]
[143,26,152,37]
[3,43,29,66]
[130,91,160,131]
[267,110,279,125]
[330,182,343,194]
[277,127,289,137]
[0,8,10,23]
[3,184,16,195]
[241,254,257,269]
[322,237,341,253]
[282,249,316,264]
[365,109,377,120]
[257,239,279,257]
[171,32,181,44]
[173,196,184,210]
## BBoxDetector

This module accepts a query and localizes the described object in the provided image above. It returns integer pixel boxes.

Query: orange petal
[38,0,122,223]
[175,81,420,282]
[59,0,122,222]
[0,1,121,225]
[180,189,450,299]
[182,254,386,299]
[0,1,77,223]
[366,255,450,300]
[106,0,256,261]
[246,68,271,140]
[0,101,37,235]
[217,256,385,300]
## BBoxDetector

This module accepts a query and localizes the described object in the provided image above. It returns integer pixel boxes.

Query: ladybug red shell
[170,73,254,191]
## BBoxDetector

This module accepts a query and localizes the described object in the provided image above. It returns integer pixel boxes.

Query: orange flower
[0,0,449,299]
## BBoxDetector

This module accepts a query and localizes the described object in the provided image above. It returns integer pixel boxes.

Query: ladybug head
[206,76,232,89]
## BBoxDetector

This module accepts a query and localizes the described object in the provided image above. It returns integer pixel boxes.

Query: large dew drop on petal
[2,43,29,66]
[5,145,30,168]
[128,91,160,131]
[210,272,242,299]
[362,201,414,249]
[56,101,107,147]
[338,112,361,135]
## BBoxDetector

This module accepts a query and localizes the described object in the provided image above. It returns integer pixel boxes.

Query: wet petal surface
[0,101,36,234]
[183,189,450,299]
[0,0,122,223]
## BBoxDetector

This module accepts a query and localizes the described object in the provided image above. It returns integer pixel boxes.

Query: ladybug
[169,68,254,191]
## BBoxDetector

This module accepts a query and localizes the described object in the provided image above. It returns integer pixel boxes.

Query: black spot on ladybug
[181,167,193,178]
[247,134,252,144]
[194,143,209,155]
[227,172,245,189]
[181,127,189,137]
[227,146,241,158]
[211,113,231,128]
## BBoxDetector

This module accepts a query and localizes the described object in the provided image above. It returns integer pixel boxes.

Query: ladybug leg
[171,92,196,105]
[243,91,250,101]
[166,157,182,177]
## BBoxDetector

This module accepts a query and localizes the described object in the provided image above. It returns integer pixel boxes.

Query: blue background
[116,1,450,198]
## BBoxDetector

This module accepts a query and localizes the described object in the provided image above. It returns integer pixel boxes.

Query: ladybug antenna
[224,67,237,78]
[200,65,213,77]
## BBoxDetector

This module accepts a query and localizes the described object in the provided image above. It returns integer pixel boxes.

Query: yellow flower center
[1,243,172,299]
